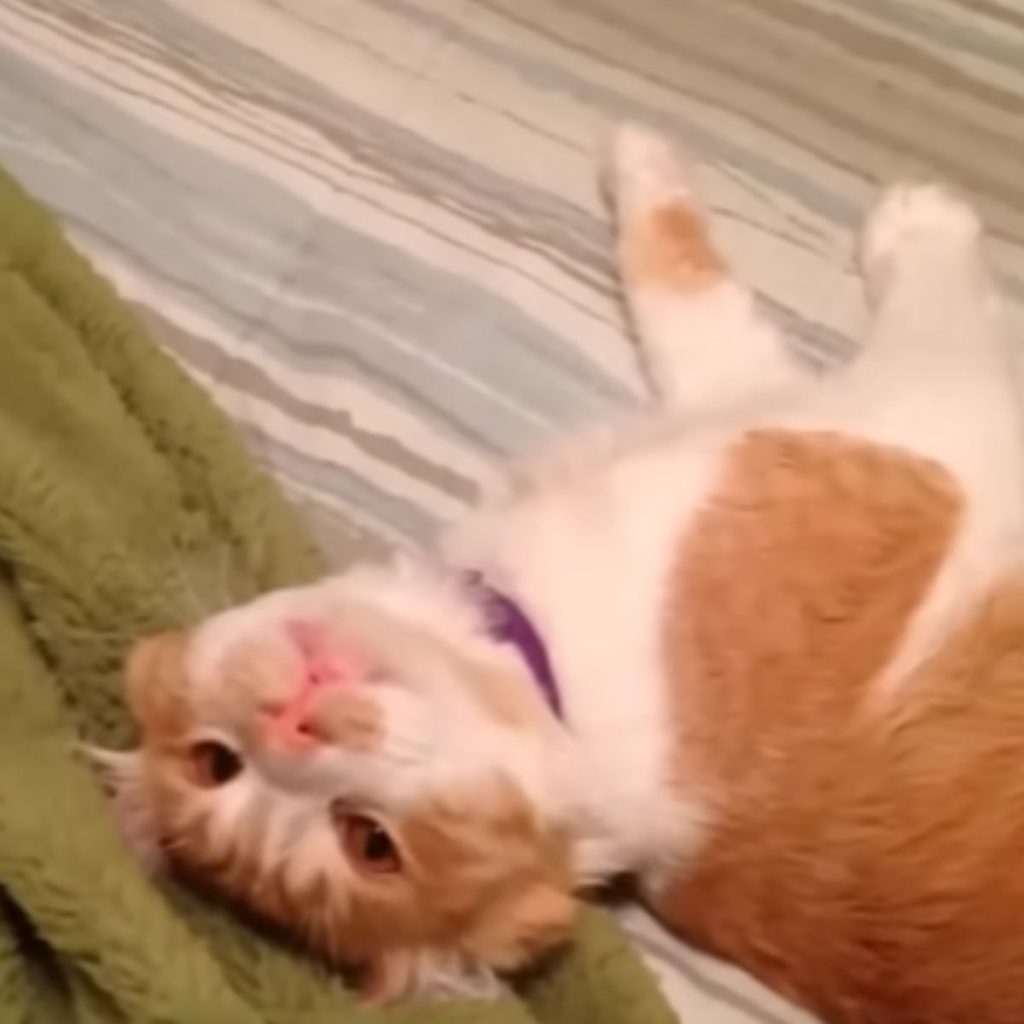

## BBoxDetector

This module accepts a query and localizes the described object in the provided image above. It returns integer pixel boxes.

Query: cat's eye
[188,740,243,788]
[340,813,402,875]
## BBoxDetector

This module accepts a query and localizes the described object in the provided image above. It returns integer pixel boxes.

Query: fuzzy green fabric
[0,167,677,1024]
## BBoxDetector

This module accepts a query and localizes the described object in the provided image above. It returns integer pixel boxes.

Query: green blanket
[0,168,676,1024]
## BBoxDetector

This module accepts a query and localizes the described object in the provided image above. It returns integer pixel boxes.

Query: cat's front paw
[860,182,981,296]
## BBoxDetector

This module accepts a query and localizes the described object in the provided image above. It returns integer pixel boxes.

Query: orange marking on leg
[622,201,725,292]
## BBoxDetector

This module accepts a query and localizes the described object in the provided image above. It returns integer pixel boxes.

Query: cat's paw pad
[603,123,695,217]
[860,182,981,282]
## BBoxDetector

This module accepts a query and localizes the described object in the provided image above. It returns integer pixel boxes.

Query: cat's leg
[846,181,1020,481]
[606,125,809,415]
[842,183,1024,709]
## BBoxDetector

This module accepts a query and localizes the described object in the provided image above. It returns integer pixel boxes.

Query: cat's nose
[260,687,341,751]
[259,687,379,754]
[261,620,369,750]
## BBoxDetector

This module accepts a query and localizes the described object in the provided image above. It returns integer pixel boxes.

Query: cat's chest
[448,433,721,687]
[442,436,724,867]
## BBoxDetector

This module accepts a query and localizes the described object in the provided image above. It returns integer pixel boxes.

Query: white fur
[447,420,724,879]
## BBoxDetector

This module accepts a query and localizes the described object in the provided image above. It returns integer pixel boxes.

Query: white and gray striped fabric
[2,2,1024,1020]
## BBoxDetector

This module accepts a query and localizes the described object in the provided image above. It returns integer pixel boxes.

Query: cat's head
[99,564,579,1000]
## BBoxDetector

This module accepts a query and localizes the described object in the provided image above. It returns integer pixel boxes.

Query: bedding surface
[2,1,1023,1020]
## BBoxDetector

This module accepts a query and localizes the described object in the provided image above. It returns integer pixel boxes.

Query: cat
[98,125,1024,1021]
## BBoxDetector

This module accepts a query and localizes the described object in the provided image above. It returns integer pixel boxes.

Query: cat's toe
[860,182,981,290]
[603,124,695,218]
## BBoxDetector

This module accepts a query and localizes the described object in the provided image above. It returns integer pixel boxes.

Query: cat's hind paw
[860,182,981,297]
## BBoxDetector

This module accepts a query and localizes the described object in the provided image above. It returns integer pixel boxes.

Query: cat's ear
[84,746,166,872]
[123,631,190,732]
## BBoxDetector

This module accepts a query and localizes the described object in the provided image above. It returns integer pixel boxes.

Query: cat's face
[108,574,577,999]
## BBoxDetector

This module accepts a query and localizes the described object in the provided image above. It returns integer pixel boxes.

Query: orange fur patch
[649,431,1024,1021]
[622,201,725,291]
[665,430,962,787]
[124,632,192,743]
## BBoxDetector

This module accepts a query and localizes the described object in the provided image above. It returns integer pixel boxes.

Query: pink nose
[262,620,367,750]
[262,695,320,750]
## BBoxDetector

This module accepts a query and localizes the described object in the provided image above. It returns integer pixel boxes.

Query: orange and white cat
[101,126,1024,1022]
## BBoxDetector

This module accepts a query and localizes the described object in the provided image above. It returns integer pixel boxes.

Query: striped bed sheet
[1,1,1023,1020]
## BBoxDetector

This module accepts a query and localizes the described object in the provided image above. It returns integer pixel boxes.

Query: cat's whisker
[210,543,237,613]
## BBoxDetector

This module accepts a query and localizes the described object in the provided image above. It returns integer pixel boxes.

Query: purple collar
[462,573,562,719]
